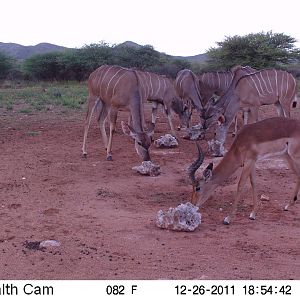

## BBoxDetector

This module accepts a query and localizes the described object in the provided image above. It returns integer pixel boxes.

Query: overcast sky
[1,0,299,56]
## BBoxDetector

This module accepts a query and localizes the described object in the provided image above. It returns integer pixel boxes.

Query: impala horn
[187,142,204,185]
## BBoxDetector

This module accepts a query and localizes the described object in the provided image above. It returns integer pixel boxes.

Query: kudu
[188,117,300,225]
[82,65,154,161]
[175,69,204,125]
[203,66,298,156]
[198,70,234,104]
[135,70,190,136]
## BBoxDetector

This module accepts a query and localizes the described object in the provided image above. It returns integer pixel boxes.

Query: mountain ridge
[0,41,207,62]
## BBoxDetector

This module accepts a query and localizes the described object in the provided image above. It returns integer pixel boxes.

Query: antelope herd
[82,64,299,224]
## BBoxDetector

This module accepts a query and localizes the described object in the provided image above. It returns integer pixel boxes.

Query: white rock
[132,161,161,176]
[260,194,270,201]
[208,139,225,157]
[154,134,178,148]
[39,240,61,247]
[156,202,201,231]
[183,124,204,140]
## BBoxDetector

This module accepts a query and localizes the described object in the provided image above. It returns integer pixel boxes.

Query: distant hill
[0,41,208,63]
[174,53,208,63]
[117,41,143,49]
[0,42,68,60]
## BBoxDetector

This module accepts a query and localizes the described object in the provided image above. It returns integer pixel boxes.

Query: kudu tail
[292,94,298,108]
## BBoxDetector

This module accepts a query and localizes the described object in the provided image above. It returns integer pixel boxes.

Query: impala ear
[218,114,226,125]
[203,163,213,182]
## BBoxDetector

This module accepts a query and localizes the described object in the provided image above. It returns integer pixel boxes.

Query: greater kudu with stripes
[82,65,154,161]
[135,70,190,136]
[175,69,204,126]
[203,66,298,156]
[198,70,234,104]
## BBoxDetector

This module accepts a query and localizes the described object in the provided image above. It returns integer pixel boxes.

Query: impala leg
[249,165,258,220]
[284,154,300,210]
[106,108,118,161]
[82,96,100,158]
[224,161,255,225]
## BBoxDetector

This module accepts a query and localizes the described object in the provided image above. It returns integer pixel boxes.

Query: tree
[23,52,64,80]
[0,52,14,79]
[206,31,300,70]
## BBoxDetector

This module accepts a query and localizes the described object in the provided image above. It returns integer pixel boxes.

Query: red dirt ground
[0,104,299,280]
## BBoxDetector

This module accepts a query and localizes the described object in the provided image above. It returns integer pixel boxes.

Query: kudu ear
[121,121,137,139]
[203,163,213,182]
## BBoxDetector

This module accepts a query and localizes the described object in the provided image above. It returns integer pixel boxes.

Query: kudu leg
[224,161,255,225]
[97,102,109,151]
[151,102,158,125]
[165,107,177,137]
[82,97,100,158]
[106,108,118,161]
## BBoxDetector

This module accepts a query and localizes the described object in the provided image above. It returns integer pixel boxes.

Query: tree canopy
[0,52,14,79]
[206,31,300,70]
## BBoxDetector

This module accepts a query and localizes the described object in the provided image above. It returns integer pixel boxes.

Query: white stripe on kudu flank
[155,74,161,98]
[148,72,153,96]
[105,68,124,97]
[99,65,115,98]
[249,74,264,97]
[217,73,221,89]
[260,72,271,94]
[112,71,127,96]
[163,77,167,95]
[254,73,265,95]
[266,71,273,93]
[280,71,285,100]
[283,73,289,103]
[275,70,279,96]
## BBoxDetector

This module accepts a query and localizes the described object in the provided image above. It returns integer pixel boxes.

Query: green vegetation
[21,42,191,81]
[0,81,87,112]
[205,31,300,70]
[1,32,300,113]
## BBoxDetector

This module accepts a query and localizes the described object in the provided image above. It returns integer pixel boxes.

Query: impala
[188,117,300,224]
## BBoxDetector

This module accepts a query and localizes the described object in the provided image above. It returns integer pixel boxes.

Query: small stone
[183,124,205,140]
[208,139,225,157]
[132,161,161,176]
[156,202,201,231]
[39,240,61,247]
[260,194,270,201]
[154,134,178,148]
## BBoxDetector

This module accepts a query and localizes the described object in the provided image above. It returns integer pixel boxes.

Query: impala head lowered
[121,121,155,161]
[187,143,214,205]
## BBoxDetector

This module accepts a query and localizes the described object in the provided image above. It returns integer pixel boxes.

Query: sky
[1,0,299,56]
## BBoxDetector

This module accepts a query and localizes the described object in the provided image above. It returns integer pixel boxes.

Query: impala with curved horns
[188,117,300,225]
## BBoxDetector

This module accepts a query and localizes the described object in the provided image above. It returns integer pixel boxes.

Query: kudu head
[171,96,191,129]
[188,143,214,206]
[121,121,155,161]
[200,96,225,130]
